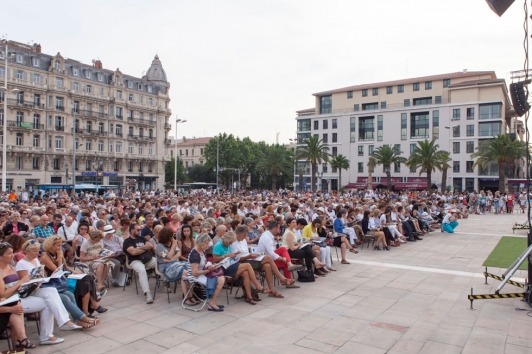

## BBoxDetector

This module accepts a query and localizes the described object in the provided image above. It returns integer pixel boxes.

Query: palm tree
[471,134,528,192]
[438,151,452,193]
[407,139,442,192]
[296,135,330,191]
[367,156,377,190]
[372,145,406,190]
[330,154,350,190]
[256,144,293,192]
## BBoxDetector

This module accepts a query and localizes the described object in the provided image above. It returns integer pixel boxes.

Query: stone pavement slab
[13,212,532,353]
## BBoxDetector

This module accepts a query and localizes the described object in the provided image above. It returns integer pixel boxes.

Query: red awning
[345,183,367,189]
[508,179,532,185]
[394,182,428,190]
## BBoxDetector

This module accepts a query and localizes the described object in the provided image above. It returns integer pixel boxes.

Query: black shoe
[373,246,381,250]
[315,269,327,276]
[408,237,416,242]
[415,236,423,240]
[384,246,390,251]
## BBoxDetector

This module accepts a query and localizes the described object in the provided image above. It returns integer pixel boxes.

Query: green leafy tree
[367,156,377,190]
[164,157,185,188]
[471,134,528,192]
[186,164,215,183]
[256,144,293,191]
[438,151,452,193]
[295,135,330,191]
[372,145,406,190]
[330,154,350,190]
[406,139,442,191]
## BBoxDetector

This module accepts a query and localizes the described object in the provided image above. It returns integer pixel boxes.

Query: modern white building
[295,71,524,192]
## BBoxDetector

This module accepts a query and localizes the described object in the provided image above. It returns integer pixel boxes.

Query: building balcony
[55,125,65,132]
[55,105,65,112]
[6,121,44,130]
[115,115,123,120]
[127,134,155,142]
[164,139,171,145]
[3,145,45,153]
[128,117,157,126]
[0,98,45,110]
[50,85,69,93]
[82,130,108,137]
[0,75,47,89]
[75,110,108,119]
[164,123,171,130]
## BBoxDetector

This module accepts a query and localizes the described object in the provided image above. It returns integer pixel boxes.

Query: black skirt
[222,263,240,278]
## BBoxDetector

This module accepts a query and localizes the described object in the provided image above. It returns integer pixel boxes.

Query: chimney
[94,60,102,69]
[182,136,187,142]
[33,43,41,53]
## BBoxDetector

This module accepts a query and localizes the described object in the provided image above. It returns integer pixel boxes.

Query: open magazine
[249,246,264,261]
[95,249,121,262]
[212,257,234,269]
[0,294,20,306]
[22,265,64,286]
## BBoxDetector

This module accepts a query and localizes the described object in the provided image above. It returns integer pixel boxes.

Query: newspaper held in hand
[22,265,65,286]
[299,242,310,249]
[0,294,20,306]
[249,246,264,261]
[213,257,234,269]
[97,249,115,262]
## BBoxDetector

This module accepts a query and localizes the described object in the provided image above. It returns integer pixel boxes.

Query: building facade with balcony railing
[295,71,524,192]
[0,40,173,191]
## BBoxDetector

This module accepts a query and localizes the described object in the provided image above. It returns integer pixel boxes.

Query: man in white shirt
[257,220,302,280]
[58,216,78,241]
[232,225,298,291]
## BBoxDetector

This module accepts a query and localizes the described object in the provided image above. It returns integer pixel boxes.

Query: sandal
[257,288,271,294]
[349,249,359,254]
[16,338,36,349]
[280,278,296,286]
[341,259,350,264]
[245,297,257,305]
[269,291,284,298]
[327,267,337,271]
[76,320,94,329]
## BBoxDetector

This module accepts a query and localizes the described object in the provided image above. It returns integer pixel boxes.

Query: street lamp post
[317,170,324,192]
[445,122,459,191]
[173,118,187,192]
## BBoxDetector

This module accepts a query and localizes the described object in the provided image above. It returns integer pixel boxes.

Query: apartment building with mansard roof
[295,70,525,192]
[0,40,173,191]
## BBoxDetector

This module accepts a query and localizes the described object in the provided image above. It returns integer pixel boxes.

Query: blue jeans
[442,221,459,233]
[59,291,85,322]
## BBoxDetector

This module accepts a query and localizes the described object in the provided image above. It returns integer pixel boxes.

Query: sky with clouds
[3,0,527,144]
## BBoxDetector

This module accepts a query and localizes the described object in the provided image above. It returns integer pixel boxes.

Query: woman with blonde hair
[39,236,104,327]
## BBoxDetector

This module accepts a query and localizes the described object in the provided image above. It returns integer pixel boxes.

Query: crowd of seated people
[0,186,477,349]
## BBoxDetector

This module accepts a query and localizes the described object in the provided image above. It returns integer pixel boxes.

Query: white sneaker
[146,292,154,304]
[398,238,406,243]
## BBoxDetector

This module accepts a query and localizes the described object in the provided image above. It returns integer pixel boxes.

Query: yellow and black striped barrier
[468,287,526,309]
[484,272,525,289]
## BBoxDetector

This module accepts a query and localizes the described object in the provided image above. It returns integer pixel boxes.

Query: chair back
[125,254,134,270]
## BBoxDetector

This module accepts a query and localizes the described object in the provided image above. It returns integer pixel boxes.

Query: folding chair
[153,262,179,303]
[123,255,139,295]
[181,263,208,312]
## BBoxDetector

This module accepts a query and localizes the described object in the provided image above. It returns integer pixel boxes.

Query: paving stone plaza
[19,212,531,354]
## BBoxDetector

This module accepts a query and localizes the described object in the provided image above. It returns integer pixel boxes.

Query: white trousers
[344,227,357,244]
[130,257,157,295]
[387,225,402,238]
[21,287,69,342]
[320,246,331,268]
